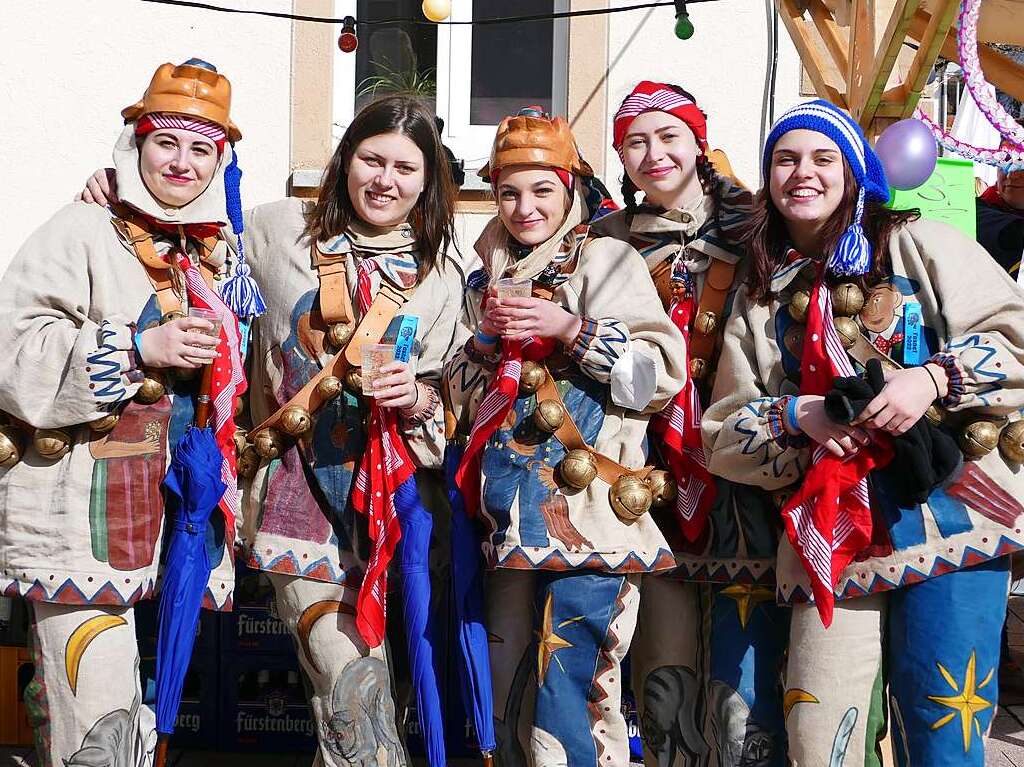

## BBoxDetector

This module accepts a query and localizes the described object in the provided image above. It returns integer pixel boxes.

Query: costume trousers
[785,558,1009,767]
[630,576,789,767]
[266,573,408,767]
[26,601,156,767]
[486,568,640,767]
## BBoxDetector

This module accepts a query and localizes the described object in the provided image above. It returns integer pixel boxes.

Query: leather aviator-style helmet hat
[479,111,593,181]
[122,59,241,143]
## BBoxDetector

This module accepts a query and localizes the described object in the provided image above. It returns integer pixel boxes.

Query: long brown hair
[745,157,919,302]
[303,96,457,277]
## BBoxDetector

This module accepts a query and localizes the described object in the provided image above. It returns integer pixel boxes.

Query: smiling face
[346,131,426,229]
[495,166,571,246]
[138,128,219,208]
[997,167,1024,211]
[619,111,703,210]
[768,129,847,251]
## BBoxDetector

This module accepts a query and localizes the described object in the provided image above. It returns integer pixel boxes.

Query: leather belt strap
[649,258,674,311]
[534,368,651,485]
[251,282,412,435]
[311,242,356,327]
[687,258,735,364]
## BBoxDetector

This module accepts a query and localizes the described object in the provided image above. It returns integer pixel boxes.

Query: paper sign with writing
[889,156,977,239]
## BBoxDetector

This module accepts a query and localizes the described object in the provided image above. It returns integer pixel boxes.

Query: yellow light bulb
[422,0,451,23]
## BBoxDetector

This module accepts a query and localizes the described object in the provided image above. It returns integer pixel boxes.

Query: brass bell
[236,446,261,479]
[160,310,186,325]
[90,413,120,433]
[647,469,677,508]
[327,323,355,349]
[609,474,654,521]
[959,420,1001,460]
[253,428,286,460]
[280,406,312,437]
[315,376,343,401]
[233,429,248,456]
[559,449,598,489]
[788,290,810,324]
[689,358,708,380]
[344,368,363,393]
[693,310,718,336]
[924,404,945,426]
[832,316,860,350]
[0,424,24,469]
[831,283,866,317]
[783,325,805,358]
[34,428,72,459]
[234,397,245,418]
[533,400,564,434]
[519,361,546,396]
[999,420,1024,464]
[135,376,166,404]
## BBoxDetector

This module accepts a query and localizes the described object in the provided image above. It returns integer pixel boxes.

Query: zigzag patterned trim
[86,320,130,404]
[587,577,631,764]
[8,576,153,606]
[676,559,777,585]
[732,398,806,479]
[491,546,677,573]
[246,549,349,584]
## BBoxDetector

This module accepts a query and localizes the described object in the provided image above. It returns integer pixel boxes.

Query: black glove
[824,358,961,507]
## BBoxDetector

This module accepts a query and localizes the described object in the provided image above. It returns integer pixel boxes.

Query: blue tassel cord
[220,148,267,319]
[828,188,873,277]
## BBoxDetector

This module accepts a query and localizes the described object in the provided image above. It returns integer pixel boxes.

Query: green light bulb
[675,11,694,40]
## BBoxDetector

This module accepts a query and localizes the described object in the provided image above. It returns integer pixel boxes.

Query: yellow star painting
[720,583,775,629]
[536,592,577,686]
[927,650,994,752]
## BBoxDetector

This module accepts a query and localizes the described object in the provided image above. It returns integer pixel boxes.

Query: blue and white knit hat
[762,99,890,276]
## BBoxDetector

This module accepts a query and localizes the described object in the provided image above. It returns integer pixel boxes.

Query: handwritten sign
[889,156,977,239]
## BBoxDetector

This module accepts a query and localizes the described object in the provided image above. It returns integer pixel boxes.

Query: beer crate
[0,645,34,746]
[220,561,294,656]
[218,653,316,753]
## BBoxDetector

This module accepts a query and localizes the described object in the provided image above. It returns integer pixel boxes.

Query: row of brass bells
[237,445,260,479]
[280,406,313,437]
[693,310,717,337]
[689,358,709,380]
[832,283,866,317]
[1000,420,1024,464]
[609,474,654,521]
[316,376,343,401]
[519,361,546,396]
[327,322,355,350]
[90,413,120,433]
[788,290,811,324]
[959,420,1002,460]
[34,428,72,459]
[0,424,24,468]
[646,469,677,508]
[533,400,564,433]
[345,368,363,394]
[253,428,286,460]
[135,376,166,404]
[559,449,597,489]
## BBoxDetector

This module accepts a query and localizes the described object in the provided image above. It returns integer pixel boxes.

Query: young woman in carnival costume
[591,81,790,767]
[444,108,687,766]
[704,99,1024,766]
[81,96,465,766]
[0,60,250,766]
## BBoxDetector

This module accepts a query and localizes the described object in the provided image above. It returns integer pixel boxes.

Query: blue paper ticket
[394,315,419,363]
[903,301,923,366]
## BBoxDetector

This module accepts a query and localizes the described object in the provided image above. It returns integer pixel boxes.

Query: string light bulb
[673,0,694,39]
[422,0,451,22]
[338,15,358,53]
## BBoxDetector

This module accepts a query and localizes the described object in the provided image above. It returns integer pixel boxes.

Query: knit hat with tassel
[762,99,890,276]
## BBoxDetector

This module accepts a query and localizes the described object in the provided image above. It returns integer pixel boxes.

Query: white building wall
[0,0,293,274]
[602,0,805,195]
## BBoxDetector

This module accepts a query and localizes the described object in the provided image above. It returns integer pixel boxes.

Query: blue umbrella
[446,442,497,765]
[154,425,226,767]
[394,476,446,767]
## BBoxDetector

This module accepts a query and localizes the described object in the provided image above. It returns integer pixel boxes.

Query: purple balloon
[875,118,939,191]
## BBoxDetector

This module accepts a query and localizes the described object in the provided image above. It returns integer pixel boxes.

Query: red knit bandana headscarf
[135,112,227,154]
[612,81,708,155]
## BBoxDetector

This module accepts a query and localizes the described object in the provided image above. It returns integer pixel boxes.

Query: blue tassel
[220,147,267,319]
[828,188,873,276]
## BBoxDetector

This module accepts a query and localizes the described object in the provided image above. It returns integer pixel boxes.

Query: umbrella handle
[154,735,170,767]
[194,364,215,427]
[482,752,494,767]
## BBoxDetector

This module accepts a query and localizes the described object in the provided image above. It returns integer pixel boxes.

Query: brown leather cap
[122,61,241,142]
[479,114,593,181]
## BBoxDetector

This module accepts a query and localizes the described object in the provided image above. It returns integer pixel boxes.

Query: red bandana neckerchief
[650,277,716,541]
[780,266,893,626]
[349,259,417,648]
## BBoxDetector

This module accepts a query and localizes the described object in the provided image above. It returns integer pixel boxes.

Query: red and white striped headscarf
[135,112,227,153]
[613,81,708,154]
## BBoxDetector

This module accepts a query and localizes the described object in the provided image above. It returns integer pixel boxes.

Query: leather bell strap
[686,257,735,365]
[534,367,651,485]
[311,242,356,327]
[249,282,412,437]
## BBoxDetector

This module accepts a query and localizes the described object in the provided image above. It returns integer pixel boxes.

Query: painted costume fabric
[239,197,463,763]
[593,180,790,767]
[444,190,687,766]
[704,218,1024,765]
